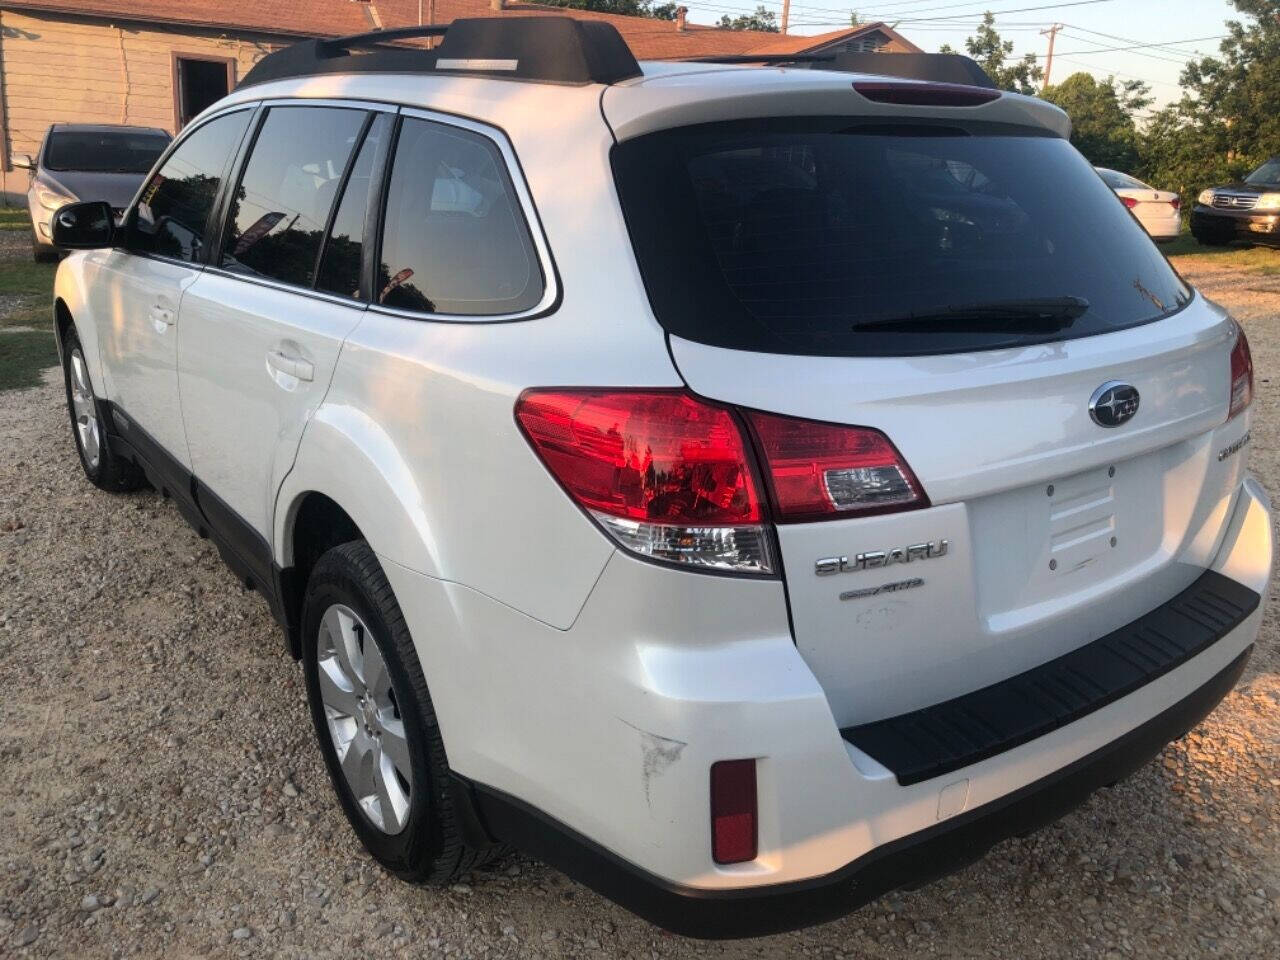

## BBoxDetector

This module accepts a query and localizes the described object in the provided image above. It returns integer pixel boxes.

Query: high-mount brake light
[746,411,927,522]
[515,390,774,574]
[852,80,1001,107]
[1229,326,1254,420]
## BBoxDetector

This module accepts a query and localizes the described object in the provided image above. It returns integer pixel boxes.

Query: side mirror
[51,200,115,249]
[11,154,33,170]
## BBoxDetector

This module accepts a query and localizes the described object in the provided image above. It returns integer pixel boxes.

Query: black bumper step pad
[842,570,1259,786]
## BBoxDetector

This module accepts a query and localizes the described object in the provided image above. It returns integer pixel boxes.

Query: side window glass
[316,113,391,300]
[221,106,367,287]
[129,110,250,262]
[377,117,544,316]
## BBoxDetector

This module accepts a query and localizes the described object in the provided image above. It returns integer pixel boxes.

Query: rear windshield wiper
[854,296,1091,333]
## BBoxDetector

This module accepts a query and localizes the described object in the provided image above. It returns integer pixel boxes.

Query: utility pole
[781,0,790,34]
[1040,23,1062,89]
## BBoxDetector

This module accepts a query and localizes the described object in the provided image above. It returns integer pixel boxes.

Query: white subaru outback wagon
[48,17,1271,938]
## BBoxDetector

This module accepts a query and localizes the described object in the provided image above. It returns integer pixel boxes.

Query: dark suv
[1190,156,1280,247]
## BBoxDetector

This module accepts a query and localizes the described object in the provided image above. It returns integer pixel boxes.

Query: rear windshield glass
[1097,168,1150,191]
[612,119,1191,357]
[45,130,170,174]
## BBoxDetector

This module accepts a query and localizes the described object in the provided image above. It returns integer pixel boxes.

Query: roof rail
[239,16,642,88]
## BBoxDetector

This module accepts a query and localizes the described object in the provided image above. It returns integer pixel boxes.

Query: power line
[789,0,1115,28]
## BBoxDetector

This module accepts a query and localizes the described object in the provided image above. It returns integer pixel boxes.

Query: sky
[680,0,1243,112]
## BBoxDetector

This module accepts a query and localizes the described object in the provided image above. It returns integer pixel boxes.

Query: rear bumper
[468,643,1253,938]
[386,475,1270,937]
[1191,206,1280,244]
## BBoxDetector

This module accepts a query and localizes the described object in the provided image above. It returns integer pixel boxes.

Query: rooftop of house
[0,0,918,60]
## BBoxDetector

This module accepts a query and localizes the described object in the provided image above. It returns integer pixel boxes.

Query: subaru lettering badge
[1089,381,1139,428]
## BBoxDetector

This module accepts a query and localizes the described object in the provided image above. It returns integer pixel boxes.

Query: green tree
[939,11,1043,95]
[1041,72,1151,171]
[717,5,779,31]
[538,0,676,18]
[1137,0,1280,202]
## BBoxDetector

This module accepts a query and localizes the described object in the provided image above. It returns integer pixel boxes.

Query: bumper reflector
[710,759,757,864]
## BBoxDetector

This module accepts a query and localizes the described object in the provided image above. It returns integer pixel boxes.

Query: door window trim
[203,98,397,302]
[118,104,257,271]
[366,106,560,324]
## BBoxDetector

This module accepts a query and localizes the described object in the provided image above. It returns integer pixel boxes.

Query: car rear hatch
[607,85,1251,729]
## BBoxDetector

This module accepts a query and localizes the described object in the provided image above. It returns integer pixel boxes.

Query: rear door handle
[267,350,314,382]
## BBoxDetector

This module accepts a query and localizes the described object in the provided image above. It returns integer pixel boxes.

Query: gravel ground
[2,253,1278,959]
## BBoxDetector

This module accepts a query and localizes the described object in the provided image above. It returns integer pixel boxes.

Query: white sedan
[1096,167,1182,242]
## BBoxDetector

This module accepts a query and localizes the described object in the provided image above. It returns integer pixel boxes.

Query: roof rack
[239,16,642,88]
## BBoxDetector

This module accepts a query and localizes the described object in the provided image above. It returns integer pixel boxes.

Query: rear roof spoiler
[240,16,643,88]
[814,52,996,89]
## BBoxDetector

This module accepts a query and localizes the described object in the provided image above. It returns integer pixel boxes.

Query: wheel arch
[274,407,445,655]
[53,261,105,391]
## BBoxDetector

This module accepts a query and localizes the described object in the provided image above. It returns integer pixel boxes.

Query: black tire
[61,326,146,492]
[1193,234,1232,248]
[302,540,498,883]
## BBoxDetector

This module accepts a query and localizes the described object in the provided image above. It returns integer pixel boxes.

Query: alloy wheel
[316,604,413,834]
[69,349,101,470]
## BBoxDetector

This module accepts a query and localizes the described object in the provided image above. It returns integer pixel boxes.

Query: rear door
[176,103,392,565]
[612,117,1243,727]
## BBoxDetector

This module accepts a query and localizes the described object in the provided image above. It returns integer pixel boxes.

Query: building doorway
[173,55,235,129]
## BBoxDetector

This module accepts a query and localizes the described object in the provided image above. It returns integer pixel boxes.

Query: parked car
[14,123,170,262]
[1191,155,1280,248]
[46,19,1270,939]
[1096,167,1182,242]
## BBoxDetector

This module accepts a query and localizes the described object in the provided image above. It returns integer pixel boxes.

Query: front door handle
[267,350,314,382]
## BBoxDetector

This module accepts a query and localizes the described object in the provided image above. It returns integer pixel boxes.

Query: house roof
[0,0,918,60]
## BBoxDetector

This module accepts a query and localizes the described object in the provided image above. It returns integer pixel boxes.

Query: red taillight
[1121,196,1139,209]
[1170,196,1182,211]
[710,760,757,865]
[1229,326,1254,420]
[515,390,773,573]
[852,80,1000,107]
[746,411,927,522]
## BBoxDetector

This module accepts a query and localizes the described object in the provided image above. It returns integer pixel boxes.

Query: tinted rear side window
[612,119,1191,356]
[377,117,543,316]
[129,110,250,262]
[45,130,169,174]
[222,106,368,287]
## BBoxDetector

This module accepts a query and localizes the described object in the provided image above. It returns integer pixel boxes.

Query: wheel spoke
[379,717,412,779]
[316,658,361,717]
[374,749,410,832]
[340,733,374,799]
[321,606,364,688]
[363,635,390,701]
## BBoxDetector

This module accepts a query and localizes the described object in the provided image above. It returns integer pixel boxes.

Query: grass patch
[0,330,58,391]
[0,255,56,331]
[0,258,56,296]
[0,206,30,232]
[1163,230,1280,275]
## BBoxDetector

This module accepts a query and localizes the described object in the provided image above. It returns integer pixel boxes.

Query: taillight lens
[1229,326,1254,420]
[1170,196,1182,211]
[746,411,927,522]
[1121,196,1139,209]
[515,390,774,574]
[710,759,757,864]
